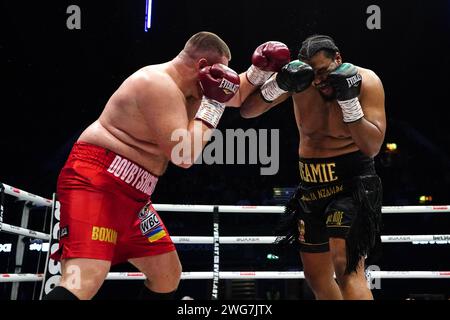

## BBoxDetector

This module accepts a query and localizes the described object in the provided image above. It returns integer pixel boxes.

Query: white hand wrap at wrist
[246,65,274,86]
[260,77,287,102]
[337,97,364,123]
[195,96,226,128]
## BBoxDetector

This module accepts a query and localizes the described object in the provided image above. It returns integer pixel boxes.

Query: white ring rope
[171,235,450,244]
[1,183,449,213]
[105,271,450,280]
[1,183,52,207]
[3,271,450,283]
[0,229,449,244]
[0,222,50,241]
[152,204,215,212]
[151,205,450,214]
[0,274,44,283]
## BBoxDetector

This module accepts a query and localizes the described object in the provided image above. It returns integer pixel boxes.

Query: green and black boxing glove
[260,60,314,103]
[328,63,364,123]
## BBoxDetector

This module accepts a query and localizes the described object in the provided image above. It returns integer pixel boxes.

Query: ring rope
[2,182,450,214]
[172,235,450,244]
[0,222,50,240]
[3,271,450,283]
[2,183,52,207]
[1,225,450,244]
[1,225,449,244]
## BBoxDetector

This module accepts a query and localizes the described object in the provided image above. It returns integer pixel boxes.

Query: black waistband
[298,151,375,186]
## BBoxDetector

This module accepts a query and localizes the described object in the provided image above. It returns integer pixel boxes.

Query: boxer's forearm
[240,90,290,118]
[171,63,240,167]
[226,73,258,107]
[170,120,214,168]
[239,90,272,118]
[347,118,385,158]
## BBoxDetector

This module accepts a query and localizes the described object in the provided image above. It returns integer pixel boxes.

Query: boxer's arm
[227,41,291,108]
[225,72,261,107]
[136,64,240,168]
[240,60,314,118]
[178,119,214,168]
[178,62,241,166]
[345,70,386,158]
[239,88,291,118]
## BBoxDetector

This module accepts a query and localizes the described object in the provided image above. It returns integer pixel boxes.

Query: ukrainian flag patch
[147,226,166,242]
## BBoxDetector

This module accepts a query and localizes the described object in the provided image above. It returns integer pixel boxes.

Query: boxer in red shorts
[43,32,291,300]
[54,142,172,265]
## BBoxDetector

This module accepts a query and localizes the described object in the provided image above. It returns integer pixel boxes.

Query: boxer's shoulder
[357,67,383,98]
[132,64,175,87]
[131,65,182,102]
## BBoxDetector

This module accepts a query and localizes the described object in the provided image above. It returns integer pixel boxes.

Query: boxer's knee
[303,270,342,300]
[329,237,348,278]
[330,240,371,298]
[332,254,348,282]
[301,251,340,299]
[304,269,334,290]
[147,257,182,291]
[333,257,367,289]
[130,251,182,293]
[59,258,111,300]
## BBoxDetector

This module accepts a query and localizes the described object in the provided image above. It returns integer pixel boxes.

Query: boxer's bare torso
[79,63,204,176]
[293,67,377,158]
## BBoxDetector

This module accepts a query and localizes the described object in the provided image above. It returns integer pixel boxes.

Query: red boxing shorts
[51,142,175,265]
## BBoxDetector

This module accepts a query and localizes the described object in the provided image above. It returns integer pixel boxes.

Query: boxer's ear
[198,58,209,70]
[334,52,342,64]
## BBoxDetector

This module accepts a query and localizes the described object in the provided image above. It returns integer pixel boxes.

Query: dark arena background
[1,0,450,301]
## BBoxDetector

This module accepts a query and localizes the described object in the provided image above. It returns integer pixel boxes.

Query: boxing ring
[1,182,450,300]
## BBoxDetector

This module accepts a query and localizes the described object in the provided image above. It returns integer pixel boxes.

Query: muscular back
[293,67,383,158]
[78,63,202,176]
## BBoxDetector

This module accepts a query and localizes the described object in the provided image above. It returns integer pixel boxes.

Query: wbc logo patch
[138,202,166,242]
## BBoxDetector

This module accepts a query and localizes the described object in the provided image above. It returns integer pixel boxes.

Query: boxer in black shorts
[288,151,382,264]
[240,35,386,299]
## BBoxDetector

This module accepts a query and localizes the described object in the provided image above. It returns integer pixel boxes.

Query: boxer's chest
[185,96,202,121]
[293,92,350,139]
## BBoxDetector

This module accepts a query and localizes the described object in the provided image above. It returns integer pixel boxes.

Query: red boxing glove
[196,63,240,128]
[252,41,291,72]
[246,41,291,86]
[199,63,240,103]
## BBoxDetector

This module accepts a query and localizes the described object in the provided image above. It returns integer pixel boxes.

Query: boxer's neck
[169,56,199,99]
